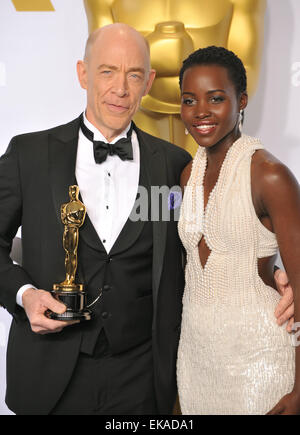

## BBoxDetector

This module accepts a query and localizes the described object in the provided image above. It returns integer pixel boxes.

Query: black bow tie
[79,114,134,164]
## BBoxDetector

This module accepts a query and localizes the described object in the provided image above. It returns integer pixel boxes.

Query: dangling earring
[238,110,244,133]
[185,128,189,135]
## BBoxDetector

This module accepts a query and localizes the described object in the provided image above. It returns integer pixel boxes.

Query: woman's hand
[267,391,300,415]
[274,269,294,332]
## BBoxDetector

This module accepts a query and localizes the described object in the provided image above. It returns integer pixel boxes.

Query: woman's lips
[193,124,217,135]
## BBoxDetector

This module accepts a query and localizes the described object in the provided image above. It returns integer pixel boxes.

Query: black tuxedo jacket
[0,116,191,415]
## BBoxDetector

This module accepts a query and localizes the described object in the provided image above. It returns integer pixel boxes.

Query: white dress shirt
[76,113,140,252]
[17,113,140,307]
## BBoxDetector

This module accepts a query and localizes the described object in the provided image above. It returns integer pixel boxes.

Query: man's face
[77,30,155,141]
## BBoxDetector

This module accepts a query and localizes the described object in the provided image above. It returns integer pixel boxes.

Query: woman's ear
[239,91,248,111]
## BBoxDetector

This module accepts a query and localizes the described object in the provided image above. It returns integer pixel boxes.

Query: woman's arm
[252,149,300,414]
[180,161,193,192]
[274,269,295,332]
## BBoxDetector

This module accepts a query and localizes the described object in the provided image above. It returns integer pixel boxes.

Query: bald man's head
[84,23,150,70]
[77,22,156,141]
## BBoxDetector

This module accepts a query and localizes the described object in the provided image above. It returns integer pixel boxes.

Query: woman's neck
[206,127,241,169]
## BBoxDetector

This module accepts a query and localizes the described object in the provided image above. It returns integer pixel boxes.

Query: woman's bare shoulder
[251,148,300,197]
[180,160,193,190]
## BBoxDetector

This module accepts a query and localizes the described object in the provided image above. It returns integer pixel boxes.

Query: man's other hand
[274,269,294,332]
[22,288,79,334]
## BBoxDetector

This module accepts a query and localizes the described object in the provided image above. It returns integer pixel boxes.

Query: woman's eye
[182,98,196,106]
[211,96,225,103]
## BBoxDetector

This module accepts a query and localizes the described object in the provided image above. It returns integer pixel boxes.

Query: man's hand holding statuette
[22,288,79,334]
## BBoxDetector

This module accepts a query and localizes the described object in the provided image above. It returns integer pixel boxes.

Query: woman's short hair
[179,46,247,95]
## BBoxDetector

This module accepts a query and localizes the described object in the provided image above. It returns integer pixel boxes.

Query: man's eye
[129,73,141,80]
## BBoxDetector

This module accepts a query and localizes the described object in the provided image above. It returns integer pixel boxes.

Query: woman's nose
[194,100,211,118]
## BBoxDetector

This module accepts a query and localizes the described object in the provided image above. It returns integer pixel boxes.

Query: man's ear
[77,60,88,90]
[143,69,156,96]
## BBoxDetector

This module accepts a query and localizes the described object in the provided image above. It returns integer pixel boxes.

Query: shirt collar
[83,111,131,144]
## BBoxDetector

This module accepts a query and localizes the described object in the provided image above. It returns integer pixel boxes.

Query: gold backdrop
[84,0,266,156]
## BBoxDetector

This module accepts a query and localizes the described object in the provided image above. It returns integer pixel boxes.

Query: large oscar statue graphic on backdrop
[84,0,266,155]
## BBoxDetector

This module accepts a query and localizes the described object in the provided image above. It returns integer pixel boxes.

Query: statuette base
[47,287,92,321]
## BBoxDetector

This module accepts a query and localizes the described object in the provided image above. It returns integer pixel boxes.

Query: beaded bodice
[178,135,278,305]
[177,135,295,415]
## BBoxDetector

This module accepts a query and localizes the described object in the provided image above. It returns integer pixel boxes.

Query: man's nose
[112,73,128,97]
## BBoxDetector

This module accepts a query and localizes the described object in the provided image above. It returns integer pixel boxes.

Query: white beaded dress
[177,135,295,415]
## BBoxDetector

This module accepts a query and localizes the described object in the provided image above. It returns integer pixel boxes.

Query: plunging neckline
[182,134,246,252]
[197,141,240,271]
[201,143,234,219]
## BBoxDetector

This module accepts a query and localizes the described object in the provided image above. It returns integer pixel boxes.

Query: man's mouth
[105,102,129,113]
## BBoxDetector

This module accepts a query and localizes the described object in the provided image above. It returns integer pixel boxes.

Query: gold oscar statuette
[48,185,91,321]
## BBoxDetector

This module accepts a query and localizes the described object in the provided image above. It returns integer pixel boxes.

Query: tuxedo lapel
[48,127,77,227]
[135,129,168,321]
[48,117,104,253]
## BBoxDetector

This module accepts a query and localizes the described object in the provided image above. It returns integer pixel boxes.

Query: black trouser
[50,331,157,415]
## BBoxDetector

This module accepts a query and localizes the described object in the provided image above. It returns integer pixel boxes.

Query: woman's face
[180,64,247,148]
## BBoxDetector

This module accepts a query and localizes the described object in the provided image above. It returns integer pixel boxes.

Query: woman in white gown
[177,46,300,415]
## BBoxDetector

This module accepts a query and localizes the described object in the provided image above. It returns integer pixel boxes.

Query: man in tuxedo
[0,23,191,415]
[0,24,294,415]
